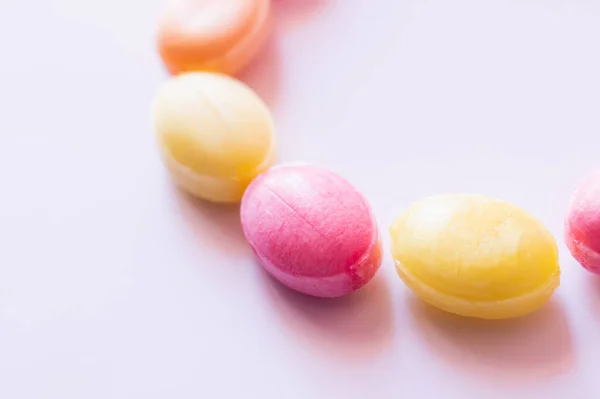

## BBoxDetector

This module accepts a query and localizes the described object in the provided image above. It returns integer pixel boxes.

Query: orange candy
[157,0,271,76]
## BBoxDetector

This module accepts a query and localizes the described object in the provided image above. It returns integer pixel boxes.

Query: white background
[1,0,599,397]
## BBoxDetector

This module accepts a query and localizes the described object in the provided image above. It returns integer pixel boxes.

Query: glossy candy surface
[241,164,382,298]
[152,72,276,203]
[157,0,271,75]
[565,170,600,274]
[390,194,560,319]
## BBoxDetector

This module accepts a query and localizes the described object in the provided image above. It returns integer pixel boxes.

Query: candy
[241,164,382,298]
[390,194,560,319]
[565,170,600,274]
[157,0,271,75]
[152,72,276,203]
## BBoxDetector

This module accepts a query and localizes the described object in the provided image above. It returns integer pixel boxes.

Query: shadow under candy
[407,295,574,383]
[171,187,251,258]
[261,269,395,360]
[238,34,281,110]
[272,0,332,30]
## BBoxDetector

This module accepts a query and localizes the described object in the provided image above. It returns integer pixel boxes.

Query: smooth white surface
[1,0,600,397]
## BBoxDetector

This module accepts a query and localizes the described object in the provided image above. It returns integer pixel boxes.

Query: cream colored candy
[390,194,560,319]
[152,72,276,203]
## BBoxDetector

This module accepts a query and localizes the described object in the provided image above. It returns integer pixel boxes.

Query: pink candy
[241,164,382,297]
[565,170,600,274]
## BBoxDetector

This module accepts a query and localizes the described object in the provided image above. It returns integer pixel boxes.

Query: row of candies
[152,0,600,320]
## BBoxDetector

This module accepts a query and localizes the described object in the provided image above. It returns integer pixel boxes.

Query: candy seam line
[395,259,560,307]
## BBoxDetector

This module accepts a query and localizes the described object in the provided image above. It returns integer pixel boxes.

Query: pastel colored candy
[565,170,600,274]
[241,164,382,298]
[152,72,276,203]
[157,0,271,75]
[390,194,560,319]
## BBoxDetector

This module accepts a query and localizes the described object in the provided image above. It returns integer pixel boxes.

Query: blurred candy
[157,0,271,75]
[565,170,600,274]
[152,72,276,203]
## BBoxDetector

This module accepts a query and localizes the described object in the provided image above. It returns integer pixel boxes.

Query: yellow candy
[390,194,560,319]
[152,72,276,203]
